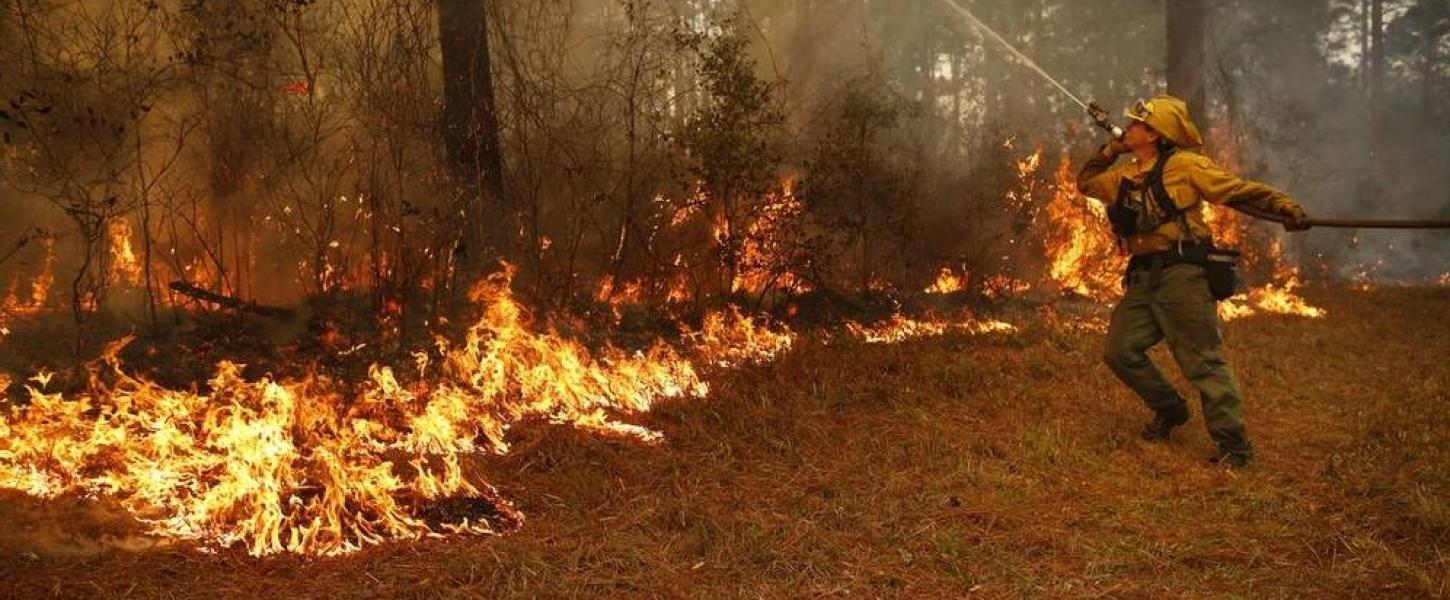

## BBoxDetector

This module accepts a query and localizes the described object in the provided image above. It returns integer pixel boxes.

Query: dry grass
[1,287,1447,599]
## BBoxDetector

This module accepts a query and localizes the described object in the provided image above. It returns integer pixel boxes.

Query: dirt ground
[1,286,1447,599]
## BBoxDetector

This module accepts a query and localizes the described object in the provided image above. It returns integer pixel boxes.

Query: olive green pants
[1104,262,1252,455]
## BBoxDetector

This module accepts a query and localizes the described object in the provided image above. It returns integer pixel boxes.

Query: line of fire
[0,1,1446,597]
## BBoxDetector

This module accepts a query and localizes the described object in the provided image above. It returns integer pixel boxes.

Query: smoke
[1205,0,1449,281]
[733,0,1447,280]
[1,0,1444,327]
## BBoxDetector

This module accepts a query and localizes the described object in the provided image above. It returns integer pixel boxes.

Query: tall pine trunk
[1368,0,1385,184]
[438,0,509,261]
[1166,0,1207,129]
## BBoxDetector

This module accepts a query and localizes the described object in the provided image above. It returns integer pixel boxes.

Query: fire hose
[936,0,1450,231]
[1230,206,1450,230]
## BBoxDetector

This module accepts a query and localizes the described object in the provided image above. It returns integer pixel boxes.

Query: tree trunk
[1166,0,1208,127]
[1368,0,1385,181]
[1360,0,1371,93]
[186,1,273,299]
[438,0,509,261]
[206,118,252,297]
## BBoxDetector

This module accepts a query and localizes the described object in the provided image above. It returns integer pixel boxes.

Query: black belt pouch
[1177,245,1241,301]
[1203,247,1241,301]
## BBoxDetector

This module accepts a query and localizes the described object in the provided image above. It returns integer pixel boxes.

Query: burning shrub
[674,22,790,299]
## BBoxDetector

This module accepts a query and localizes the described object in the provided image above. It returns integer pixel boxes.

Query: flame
[1040,153,1124,299]
[668,195,698,227]
[729,180,811,296]
[1021,141,1324,317]
[1218,240,1325,320]
[109,219,144,287]
[159,257,225,309]
[666,273,692,304]
[2,238,55,330]
[1219,271,1326,321]
[1012,145,1125,299]
[924,268,967,294]
[1003,147,1045,220]
[30,241,55,307]
[979,274,1031,299]
[845,313,1016,344]
[1203,203,1245,250]
[594,275,647,305]
[688,307,795,368]
[595,273,695,306]
[0,265,800,556]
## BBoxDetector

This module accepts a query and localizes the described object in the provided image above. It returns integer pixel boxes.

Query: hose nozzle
[1087,101,1123,139]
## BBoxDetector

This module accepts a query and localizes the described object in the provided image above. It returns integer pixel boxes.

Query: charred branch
[166,281,296,319]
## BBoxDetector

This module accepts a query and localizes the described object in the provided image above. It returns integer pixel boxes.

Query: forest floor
[1,286,1447,599]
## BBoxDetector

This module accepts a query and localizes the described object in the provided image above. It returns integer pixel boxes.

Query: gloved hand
[1282,205,1312,231]
[1101,138,1128,158]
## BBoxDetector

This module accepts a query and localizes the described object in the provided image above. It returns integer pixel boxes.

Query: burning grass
[844,312,1018,344]
[1,285,1445,598]
[0,265,796,556]
[0,139,1425,593]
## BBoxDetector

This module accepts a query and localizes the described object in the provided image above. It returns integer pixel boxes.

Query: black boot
[1140,405,1189,441]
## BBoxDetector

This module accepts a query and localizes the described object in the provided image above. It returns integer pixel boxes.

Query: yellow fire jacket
[1077,147,1307,255]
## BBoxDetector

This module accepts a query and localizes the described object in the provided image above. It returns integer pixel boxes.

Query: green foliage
[799,71,922,291]
[677,25,782,203]
[674,19,788,295]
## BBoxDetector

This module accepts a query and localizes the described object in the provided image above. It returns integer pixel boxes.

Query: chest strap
[1143,149,1202,246]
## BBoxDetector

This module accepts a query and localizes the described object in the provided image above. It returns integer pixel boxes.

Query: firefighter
[1077,95,1310,468]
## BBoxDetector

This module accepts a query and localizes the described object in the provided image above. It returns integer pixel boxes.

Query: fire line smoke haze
[1,0,1445,309]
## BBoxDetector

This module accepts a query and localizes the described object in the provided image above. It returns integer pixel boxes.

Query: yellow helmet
[1125,95,1204,148]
